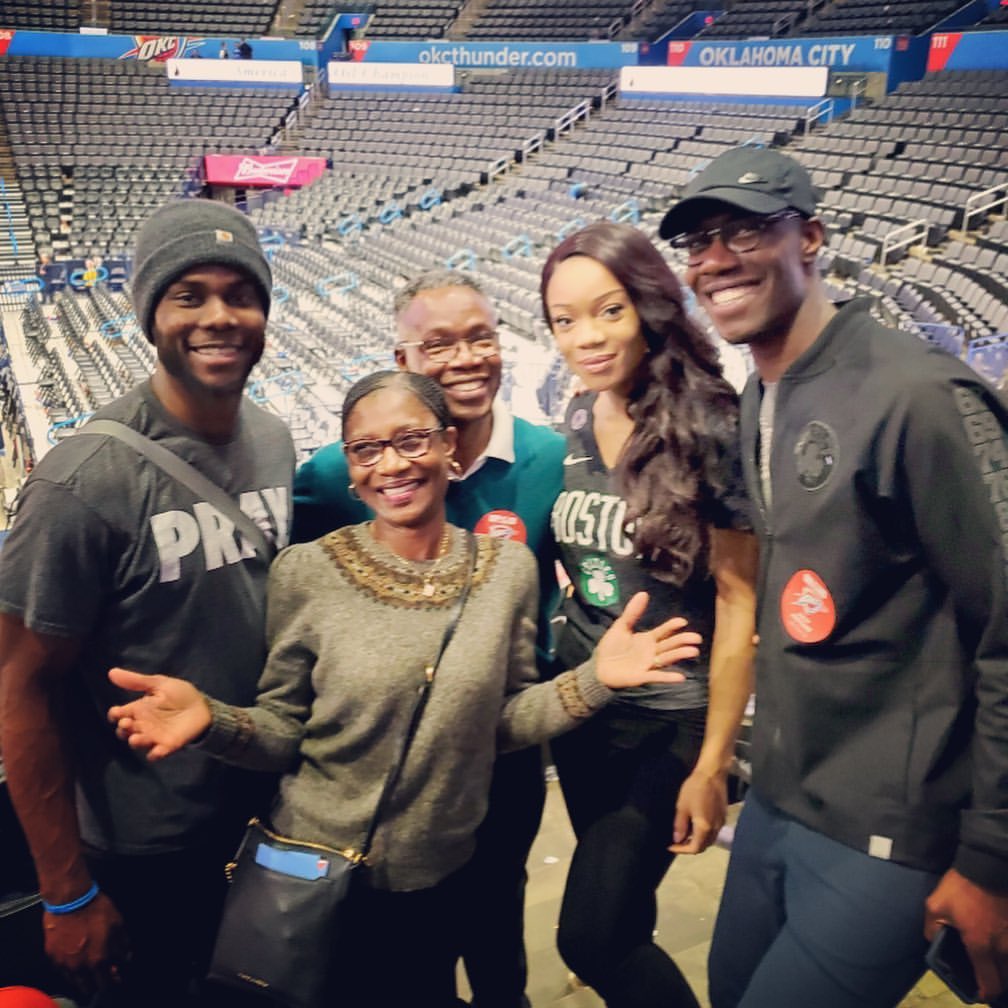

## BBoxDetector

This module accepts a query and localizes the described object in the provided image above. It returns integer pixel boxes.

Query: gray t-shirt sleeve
[0,478,116,637]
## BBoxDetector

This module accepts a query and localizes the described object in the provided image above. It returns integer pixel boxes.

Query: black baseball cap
[659,146,822,240]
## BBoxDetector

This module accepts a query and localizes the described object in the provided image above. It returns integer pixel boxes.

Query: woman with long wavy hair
[541,220,758,1008]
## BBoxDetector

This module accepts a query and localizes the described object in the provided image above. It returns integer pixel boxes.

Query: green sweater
[199,524,610,891]
[291,414,566,659]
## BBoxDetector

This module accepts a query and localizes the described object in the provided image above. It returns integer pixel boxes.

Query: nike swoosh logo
[564,454,592,466]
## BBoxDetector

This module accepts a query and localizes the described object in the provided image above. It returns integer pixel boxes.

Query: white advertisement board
[165,58,303,85]
[327,61,455,89]
[619,65,829,97]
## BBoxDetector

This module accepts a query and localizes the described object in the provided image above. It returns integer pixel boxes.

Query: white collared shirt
[458,398,514,479]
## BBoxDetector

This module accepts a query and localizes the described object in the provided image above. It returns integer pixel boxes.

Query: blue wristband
[42,881,100,915]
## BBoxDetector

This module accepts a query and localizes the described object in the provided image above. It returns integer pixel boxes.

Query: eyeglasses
[670,211,804,262]
[397,331,500,363]
[344,427,443,467]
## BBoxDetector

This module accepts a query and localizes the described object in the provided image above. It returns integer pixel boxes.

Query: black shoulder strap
[82,419,275,562]
[360,532,479,858]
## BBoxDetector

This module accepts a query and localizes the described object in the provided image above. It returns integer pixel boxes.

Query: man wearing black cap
[0,199,294,1006]
[660,147,1008,1007]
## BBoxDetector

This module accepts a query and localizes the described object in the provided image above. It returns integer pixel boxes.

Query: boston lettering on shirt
[551,392,750,713]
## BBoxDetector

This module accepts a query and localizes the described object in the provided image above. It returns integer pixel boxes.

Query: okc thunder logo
[120,36,204,61]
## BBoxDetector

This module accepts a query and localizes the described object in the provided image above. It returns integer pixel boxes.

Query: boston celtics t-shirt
[551,393,751,713]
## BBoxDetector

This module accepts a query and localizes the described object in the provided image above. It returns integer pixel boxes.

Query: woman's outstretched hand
[107,667,212,760]
[595,591,702,689]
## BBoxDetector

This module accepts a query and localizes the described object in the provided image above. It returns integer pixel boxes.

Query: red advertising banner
[203,154,327,188]
[0,29,16,57]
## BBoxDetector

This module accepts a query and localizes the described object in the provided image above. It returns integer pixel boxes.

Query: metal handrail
[772,11,797,33]
[522,133,545,159]
[804,98,835,130]
[553,99,591,138]
[487,157,509,180]
[0,177,18,259]
[608,0,647,36]
[848,77,866,111]
[962,182,1008,232]
[880,219,928,266]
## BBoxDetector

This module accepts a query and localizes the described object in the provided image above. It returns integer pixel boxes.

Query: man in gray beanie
[0,199,295,1006]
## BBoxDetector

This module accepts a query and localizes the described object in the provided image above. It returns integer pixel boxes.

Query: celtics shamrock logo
[580,556,619,606]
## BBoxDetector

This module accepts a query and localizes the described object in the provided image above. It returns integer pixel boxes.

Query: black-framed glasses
[670,211,804,262]
[343,427,443,467]
[397,331,500,363]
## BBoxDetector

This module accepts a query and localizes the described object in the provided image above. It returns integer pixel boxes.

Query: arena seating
[968,4,1008,30]
[290,70,615,196]
[783,69,1008,337]
[617,1,704,43]
[1,3,1006,469]
[107,0,278,36]
[293,1,345,37]
[699,0,826,39]
[797,0,966,36]
[1,0,81,31]
[363,0,463,39]
[0,56,294,259]
[465,0,632,41]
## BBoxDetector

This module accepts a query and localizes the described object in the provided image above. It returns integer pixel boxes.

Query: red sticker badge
[474,510,527,543]
[780,569,836,644]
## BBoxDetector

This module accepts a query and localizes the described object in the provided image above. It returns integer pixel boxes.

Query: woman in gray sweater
[107,370,702,1007]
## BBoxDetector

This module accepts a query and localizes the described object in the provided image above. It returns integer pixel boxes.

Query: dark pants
[91,837,466,1008]
[340,864,469,1008]
[459,745,546,1008]
[708,789,939,1008]
[552,706,704,1008]
[86,833,252,1008]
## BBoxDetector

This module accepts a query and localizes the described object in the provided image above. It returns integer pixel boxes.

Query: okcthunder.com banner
[348,39,639,69]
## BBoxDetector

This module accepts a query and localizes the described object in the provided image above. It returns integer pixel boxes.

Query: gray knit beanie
[131,200,272,342]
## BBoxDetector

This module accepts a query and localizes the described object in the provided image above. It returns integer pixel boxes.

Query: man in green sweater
[292,269,566,1008]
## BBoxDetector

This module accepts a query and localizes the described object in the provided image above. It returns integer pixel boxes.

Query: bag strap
[359,531,478,859]
[82,419,275,562]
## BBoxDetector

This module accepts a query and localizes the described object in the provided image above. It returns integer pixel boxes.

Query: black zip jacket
[741,298,1008,891]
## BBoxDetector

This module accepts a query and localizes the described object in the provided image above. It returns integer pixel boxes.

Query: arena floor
[479,778,964,1008]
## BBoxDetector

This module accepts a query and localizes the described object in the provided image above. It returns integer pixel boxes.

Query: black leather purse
[207,818,360,1008]
[206,534,478,1008]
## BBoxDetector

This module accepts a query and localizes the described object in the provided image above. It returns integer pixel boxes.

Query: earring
[447,459,463,482]
[348,483,360,500]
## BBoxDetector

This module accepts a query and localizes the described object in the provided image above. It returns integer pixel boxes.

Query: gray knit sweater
[200,523,612,890]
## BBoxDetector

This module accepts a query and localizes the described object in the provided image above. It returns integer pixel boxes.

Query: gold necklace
[421,525,453,598]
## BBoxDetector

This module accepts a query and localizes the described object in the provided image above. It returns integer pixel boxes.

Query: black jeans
[551,706,705,1008]
[339,863,469,1008]
[459,745,545,1008]
[86,832,255,1008]
[91,837,466,1008]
